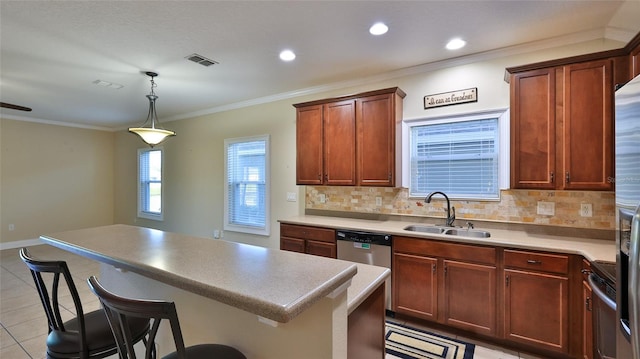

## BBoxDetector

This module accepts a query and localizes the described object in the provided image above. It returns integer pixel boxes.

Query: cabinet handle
[586,297,592,311]
[581,269,592,275]
[527,259,542,265]
[444,264,447,276]
[432,263,436,274]
[566,171,570,183]
[318,174,322,180]
[388,172,392,181]
[550,172,555,183]
[506,274,510,287]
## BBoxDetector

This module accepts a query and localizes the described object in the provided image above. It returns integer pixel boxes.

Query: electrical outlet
[375,197,382,206]
[8,224,15,231]
[319,194,326,203]
[213,229,220,239]
[286,192,297,202]
[580,203,593,217]
[537,201,555,216]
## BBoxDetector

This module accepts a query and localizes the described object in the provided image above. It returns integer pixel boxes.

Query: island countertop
[40,224,358,323]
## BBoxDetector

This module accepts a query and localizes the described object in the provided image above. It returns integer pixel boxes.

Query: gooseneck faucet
[425,191,456,227]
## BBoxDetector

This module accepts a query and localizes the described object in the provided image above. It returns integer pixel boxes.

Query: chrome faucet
[425,191,456,227]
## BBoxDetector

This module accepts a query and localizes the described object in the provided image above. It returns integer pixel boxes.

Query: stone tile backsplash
[305,186,616,230]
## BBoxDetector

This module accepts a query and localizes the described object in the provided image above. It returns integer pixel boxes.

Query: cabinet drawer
[504,249,569,275]
[280,224,335,243]
[394,236,496,265]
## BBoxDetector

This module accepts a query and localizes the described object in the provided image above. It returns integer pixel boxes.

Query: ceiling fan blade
[0,102,32,112]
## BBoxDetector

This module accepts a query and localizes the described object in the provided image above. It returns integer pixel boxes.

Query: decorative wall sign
[424,87,477,109]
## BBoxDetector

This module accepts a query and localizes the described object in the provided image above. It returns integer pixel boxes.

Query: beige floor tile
[20,334,48,359]
[0,291,41,314]
[472,345,520,359]
[0,326,17,349]
[0,342,31,359]
[6,315,49,342]
[0,303,46,327]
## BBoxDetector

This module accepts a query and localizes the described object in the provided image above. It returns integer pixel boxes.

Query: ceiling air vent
[186,53,219,67]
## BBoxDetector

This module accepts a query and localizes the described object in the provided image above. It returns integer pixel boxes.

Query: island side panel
[100,264,348,359]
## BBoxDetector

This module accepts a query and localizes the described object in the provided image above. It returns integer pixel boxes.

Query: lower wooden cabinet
[444,260,496,336]
[503,268,569,353]
[280,223,336,258]
[582,260,593,359]
[393,252,438,320]
[392,236,497,336]
[393,237,583,357]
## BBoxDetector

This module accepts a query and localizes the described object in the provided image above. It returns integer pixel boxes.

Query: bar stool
[19,248,150,359]
[87,275,246,359]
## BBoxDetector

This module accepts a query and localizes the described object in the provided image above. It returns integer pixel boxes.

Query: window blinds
[226,139,267,229]
[410,118,499,199]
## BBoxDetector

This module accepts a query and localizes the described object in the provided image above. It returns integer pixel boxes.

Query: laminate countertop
[279,215,617,263]
[40,224,387,323]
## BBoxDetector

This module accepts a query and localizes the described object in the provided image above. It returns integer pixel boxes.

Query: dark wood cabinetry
[503,250,570,354]
[510,59,614,190]
[392,236,497,336]
[294,87,405,187]
[280,223,336,258]
[295,101,356,185]
[582,260,593,359]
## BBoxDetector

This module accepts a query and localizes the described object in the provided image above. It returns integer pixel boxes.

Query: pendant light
[128,71,176,147]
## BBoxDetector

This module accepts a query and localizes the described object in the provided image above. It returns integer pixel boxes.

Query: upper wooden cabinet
[294,87,405,187]
[510,59,614,190]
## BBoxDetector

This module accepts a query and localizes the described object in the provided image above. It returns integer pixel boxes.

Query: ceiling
[1,1,639,130]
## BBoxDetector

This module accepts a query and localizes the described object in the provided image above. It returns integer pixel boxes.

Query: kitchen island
[40,224,390,359]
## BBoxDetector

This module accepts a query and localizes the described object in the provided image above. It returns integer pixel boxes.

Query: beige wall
[1,37,625,248]
[0,119,115,245]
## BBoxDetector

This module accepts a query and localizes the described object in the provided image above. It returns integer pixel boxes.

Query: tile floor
[1,244,545,359]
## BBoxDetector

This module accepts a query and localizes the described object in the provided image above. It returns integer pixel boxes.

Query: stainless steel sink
[403,225,448,234]
[403,225,490,238]
[442,228,491,238]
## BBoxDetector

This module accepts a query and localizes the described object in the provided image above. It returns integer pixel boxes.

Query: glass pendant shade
[128,72,176,147]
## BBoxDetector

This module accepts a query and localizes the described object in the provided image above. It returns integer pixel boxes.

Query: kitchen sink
[442,228,491,238]
[403,225,491,238]
[403,225,448,234]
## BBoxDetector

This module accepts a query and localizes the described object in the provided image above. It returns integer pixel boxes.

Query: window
[137,148,164,220]
[406,110,508,200]
[224,135,270,236]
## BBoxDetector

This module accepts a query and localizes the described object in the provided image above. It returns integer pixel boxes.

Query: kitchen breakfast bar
[39,224,390,359]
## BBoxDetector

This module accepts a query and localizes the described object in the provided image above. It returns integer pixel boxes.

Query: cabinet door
[356,93,395,186]
[504,269,569,354]
[631,44,640,79]
[323,100,356,185]
[510,68,556,189]
[563,60,613,190]
[583,280,593,359]
[306,240,336,258]
[443,260,496,336]
[281,237,305,253]
[393,253,438,320]
[296,105,324,185]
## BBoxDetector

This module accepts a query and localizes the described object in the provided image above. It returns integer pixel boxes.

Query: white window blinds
[138,148,163,220]
[225,136,270,236]
[410,118,499,199]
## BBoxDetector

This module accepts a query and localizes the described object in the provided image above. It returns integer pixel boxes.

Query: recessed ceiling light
[369,22,388,36]
[279,49,296,62]
[446,38,466,50]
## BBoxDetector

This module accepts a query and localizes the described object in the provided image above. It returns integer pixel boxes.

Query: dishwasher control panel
[336,230,392,246]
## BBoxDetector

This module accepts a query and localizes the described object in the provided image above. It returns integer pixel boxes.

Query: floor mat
[386,321,475,359]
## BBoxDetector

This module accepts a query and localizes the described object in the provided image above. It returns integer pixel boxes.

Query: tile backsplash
[305,186,616,230]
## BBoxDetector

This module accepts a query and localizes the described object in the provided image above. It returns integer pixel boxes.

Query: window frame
[402,109,510,200]
[224,135,270,236]
[137,147,164,221]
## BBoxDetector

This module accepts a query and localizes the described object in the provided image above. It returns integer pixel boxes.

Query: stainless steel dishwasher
[336,229,392,311]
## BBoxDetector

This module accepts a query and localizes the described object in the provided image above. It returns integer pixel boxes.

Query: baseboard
[0,238,43,250]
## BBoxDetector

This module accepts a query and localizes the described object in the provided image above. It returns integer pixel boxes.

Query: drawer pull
[527,259,542,265]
